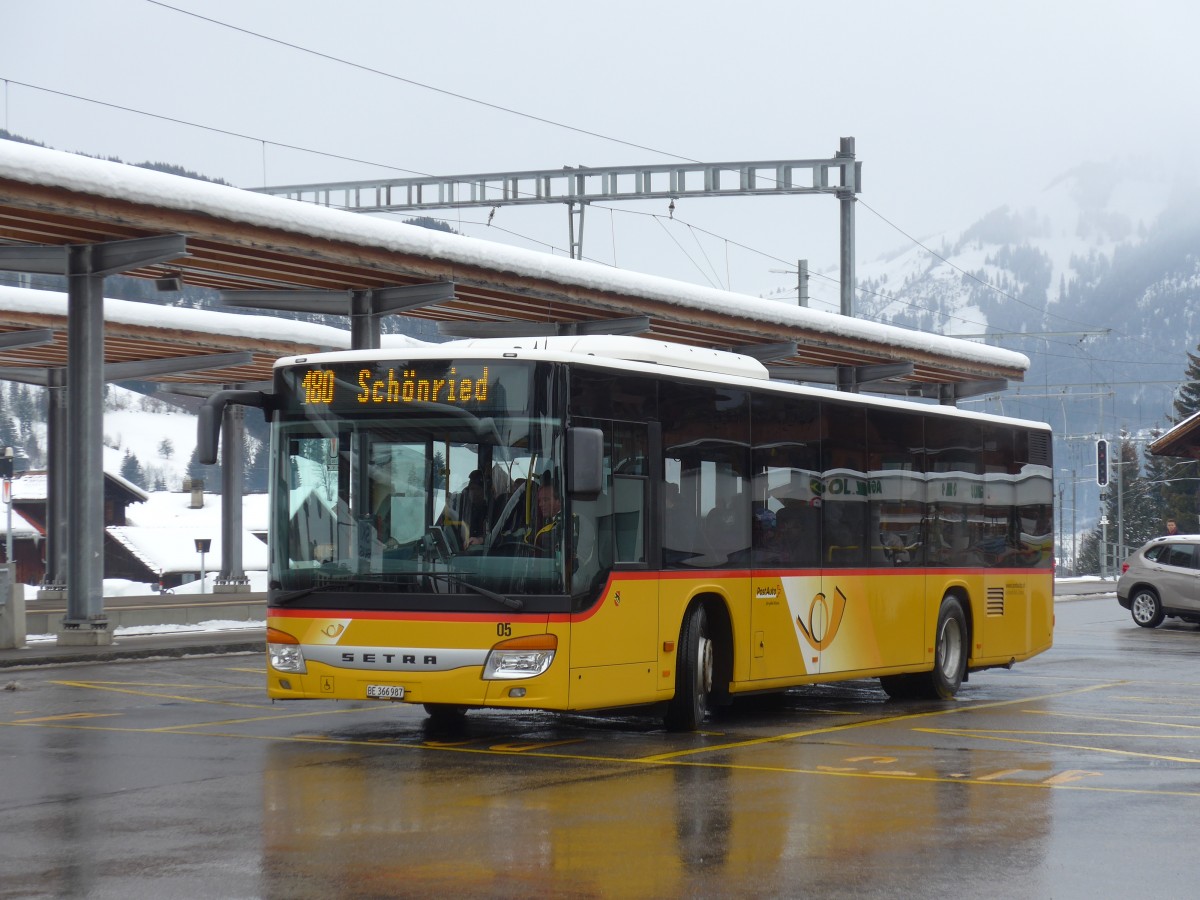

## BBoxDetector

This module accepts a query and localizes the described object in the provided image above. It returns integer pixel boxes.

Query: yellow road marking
[6,712,1200,798]
[976,768,1027,781]
[640,681,1126,762]
[915,727,1200,764]
[1024,709,1200,727]
[50,679,270,709]
[51,679,261,692]
[13,676,1200,798]
[12,712,118,723]
[29,721,1200,798]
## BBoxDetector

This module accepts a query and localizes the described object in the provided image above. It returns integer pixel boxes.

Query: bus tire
[423,703,468,724]
[878,673,918,700]
[923,595,968,699]
[665,603,714,731]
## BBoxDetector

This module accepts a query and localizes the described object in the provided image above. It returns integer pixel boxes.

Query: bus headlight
[483,634,557,680]
[267,627,307,674]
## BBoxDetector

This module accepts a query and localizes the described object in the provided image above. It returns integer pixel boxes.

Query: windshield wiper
[425,572,524,610]
[273,573,523,610]
[272,576,396,605]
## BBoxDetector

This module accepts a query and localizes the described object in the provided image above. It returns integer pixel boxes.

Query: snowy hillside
[101,388,203,490]
[847,160,1200,545]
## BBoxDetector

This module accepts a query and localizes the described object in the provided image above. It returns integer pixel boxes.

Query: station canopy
[0,140,1029,391]
[1149,411,1200,460]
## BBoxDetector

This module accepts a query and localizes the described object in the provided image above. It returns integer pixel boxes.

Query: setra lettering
[338,651,440,667]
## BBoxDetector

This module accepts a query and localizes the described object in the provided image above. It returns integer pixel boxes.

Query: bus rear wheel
[665,604,714,731]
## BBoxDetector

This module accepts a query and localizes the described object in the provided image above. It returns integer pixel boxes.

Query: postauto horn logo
[796,586,848,651]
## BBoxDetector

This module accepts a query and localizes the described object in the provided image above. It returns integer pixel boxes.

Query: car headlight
[267,627,307,674]
[483,634,557,680]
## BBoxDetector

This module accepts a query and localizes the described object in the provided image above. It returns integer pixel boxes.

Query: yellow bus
[201,335,1054,730]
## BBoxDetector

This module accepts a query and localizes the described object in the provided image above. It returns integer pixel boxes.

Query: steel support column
[349,289,380,350]
[837,137,857,318]
[215,399,249,592]
[43,369,68,595]
[62,256,107,635]
[0,234,189,645]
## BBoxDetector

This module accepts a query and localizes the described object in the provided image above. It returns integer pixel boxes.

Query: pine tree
[243,437,269,493]
[186,446,222,493]
[1173,347,1200,422]
[0,388,16,452]
[120,449,148,490]
[1143,434,1197,532]
[1159,344,1200,531]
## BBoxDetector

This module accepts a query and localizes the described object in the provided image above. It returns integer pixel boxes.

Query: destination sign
[280,360,528,416]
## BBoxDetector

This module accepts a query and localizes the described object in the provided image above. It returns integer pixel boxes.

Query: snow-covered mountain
[853,161,1200,520]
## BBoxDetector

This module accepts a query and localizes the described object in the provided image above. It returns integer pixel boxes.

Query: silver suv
[1117,535,1200,628]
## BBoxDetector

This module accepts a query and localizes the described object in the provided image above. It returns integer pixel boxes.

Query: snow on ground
[25,619,264,644]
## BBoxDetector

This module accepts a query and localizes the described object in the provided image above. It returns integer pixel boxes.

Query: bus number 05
[496,623,512,637]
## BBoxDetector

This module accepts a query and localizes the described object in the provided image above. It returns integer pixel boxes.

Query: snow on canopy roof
[0,284,428,351]
[0,140,1028,376]
[1149,409,1200,459]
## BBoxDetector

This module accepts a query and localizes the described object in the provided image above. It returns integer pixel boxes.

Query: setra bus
[199,335,1054,730]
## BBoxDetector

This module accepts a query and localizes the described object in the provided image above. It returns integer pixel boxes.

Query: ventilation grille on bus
[986,587,1005,617]
[1027,431,1052,466]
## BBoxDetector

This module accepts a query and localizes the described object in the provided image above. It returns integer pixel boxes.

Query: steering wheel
[490,536,546,558]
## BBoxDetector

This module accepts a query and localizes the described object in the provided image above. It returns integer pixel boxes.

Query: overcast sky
[4,0,1198,309]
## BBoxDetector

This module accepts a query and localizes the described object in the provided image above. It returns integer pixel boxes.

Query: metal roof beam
[0,327,54,351]
[104,351,254,382]
[439,315,650,339]
[730,340,798,362]
[0,234,188,277]
[868,377,1008,406]
[220,282,456,350]
[769,361,914,391]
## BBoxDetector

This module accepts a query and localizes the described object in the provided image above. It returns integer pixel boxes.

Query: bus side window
[612,474,647,563]
[661,381,750,569]
[821,404,867,567]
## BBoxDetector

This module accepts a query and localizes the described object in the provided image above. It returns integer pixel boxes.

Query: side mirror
[566,427,604,499]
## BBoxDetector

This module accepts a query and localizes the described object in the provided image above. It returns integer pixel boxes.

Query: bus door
[748,393,824,681]
[567,420,658,706]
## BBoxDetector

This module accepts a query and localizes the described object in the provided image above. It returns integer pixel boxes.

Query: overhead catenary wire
[3,5,1183,374]
[0,71,1166,370]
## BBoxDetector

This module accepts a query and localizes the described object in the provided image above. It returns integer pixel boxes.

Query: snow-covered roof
[0,284,428,352]
[3,481,269,571]
[0,139,1029,378]
[107,490,269,574]
[1149,410,1200,459]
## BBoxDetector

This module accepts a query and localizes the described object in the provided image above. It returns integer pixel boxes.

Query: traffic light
[1096,439,1109,486]
[0,447,12,479]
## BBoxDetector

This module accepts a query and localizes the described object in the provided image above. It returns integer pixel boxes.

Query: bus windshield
[271,359,566,600]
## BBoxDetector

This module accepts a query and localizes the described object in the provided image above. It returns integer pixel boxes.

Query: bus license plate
[366,685,405,700]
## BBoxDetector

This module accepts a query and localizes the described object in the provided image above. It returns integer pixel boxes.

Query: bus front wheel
[665,604,714,731]
[423,703,468,725]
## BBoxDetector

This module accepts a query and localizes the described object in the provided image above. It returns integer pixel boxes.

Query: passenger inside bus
[462,469,491,547]
[532,473,563,552]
